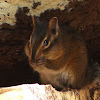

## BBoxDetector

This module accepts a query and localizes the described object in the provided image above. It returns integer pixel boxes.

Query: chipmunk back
[25,17,88,90]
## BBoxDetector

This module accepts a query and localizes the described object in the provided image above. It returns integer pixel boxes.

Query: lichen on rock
[0,0,71,25]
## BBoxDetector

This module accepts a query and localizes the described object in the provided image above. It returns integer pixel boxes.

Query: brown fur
[25,17,88,90]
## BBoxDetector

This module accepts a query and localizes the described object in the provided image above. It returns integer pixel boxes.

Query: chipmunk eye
[43,40,48,47]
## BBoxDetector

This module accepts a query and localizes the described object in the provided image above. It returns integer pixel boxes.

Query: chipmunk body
[25,17,88,90]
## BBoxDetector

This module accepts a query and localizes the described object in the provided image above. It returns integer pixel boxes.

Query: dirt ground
[0,0,100,87]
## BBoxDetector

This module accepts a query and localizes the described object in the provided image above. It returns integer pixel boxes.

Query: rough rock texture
[0,83,100,100]
[0,0,70,25]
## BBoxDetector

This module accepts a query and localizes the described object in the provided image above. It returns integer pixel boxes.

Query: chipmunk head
[25,17,64,63]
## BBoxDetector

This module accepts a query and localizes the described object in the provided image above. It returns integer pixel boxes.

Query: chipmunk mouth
[29,57,46,68]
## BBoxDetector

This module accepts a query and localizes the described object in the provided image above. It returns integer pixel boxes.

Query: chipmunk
[25,16,88,90]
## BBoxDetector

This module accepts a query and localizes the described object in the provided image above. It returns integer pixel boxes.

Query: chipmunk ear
[49,17,59,36]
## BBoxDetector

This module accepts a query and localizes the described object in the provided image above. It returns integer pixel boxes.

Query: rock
[0,83,100,100]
